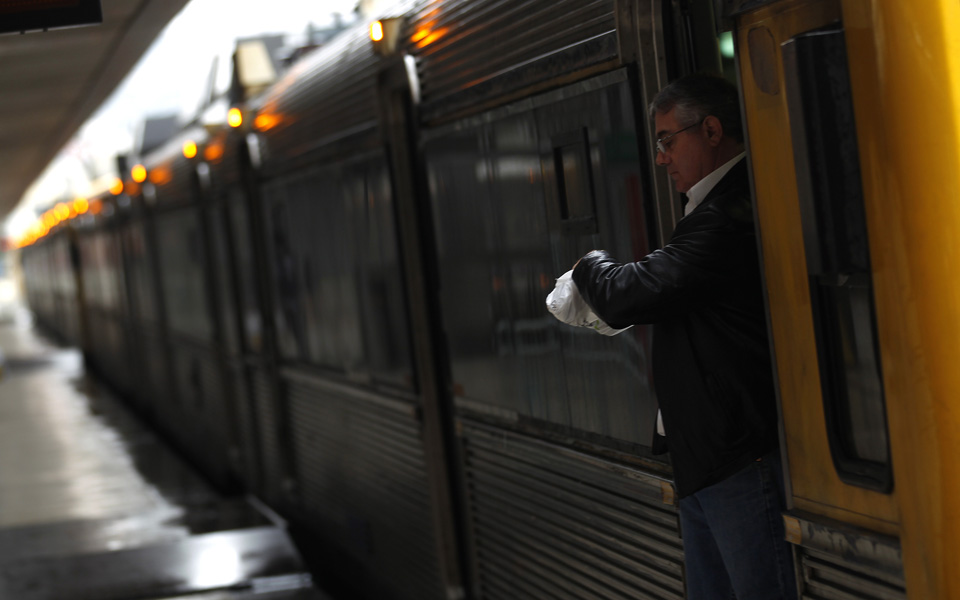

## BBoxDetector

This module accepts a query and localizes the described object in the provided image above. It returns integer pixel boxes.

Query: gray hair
[649,73,743,143]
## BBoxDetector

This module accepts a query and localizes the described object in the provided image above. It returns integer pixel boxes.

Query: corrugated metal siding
[86,308,129,393]
[461,422,685,600]
[253,368,284,503]
[407,0,618,119]
[799,547,906,600]
[166,340,234,485]
[285,374,445,600]
[231,363,260,489]
[256,24,381,172]
[168,341,228,432]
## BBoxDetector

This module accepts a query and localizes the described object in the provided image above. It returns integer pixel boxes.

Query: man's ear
[703,115,724,146]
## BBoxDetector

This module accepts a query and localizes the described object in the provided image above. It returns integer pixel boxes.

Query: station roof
[0,0,192,220]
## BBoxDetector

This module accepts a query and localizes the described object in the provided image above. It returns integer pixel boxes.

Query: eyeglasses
[656,119,703,154]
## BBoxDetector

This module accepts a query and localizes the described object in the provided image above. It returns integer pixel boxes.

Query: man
[571,74,798,599]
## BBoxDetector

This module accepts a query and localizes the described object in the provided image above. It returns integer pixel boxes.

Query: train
[13,0,960,598]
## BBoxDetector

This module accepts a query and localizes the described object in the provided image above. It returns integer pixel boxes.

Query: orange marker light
[109,178,124,196]
[131,164,147,183]
[370,20,384,42]
[254,113,281,132]
[204,142,224,162]
[54,203,70,221]
[228,108,243,128]
[182,140,198,159]
[74,198,90,214]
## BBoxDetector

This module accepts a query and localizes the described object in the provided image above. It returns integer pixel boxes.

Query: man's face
[654,108,712,194]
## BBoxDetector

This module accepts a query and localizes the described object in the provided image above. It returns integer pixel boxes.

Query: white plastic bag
[545,270,632,336]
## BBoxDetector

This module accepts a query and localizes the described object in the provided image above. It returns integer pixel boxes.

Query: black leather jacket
[572,161,779,497]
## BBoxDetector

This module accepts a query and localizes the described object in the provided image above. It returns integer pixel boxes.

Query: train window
[427,74,658,447]
[783,25,892,492]
[553,129,598,234]
[154,209,214,343]
[261,159,413,389]
[264,194,308,362]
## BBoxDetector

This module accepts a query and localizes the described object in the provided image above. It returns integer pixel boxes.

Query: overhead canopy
[0,0,192,220]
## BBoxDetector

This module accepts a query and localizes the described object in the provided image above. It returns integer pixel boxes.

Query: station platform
[0,306,333,600]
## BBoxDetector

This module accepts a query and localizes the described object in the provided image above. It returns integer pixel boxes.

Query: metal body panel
[255,26,381,174]
[460,421,683,600]
[252,367,285,504]
[166,337,235,480]
[228,361,261,490]
[285,372,444,600]
[785,511,905,598]
[137,323,176,421]
[406,0,618,122]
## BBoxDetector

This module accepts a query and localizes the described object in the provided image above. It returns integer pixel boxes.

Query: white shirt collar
[683,152,746,216]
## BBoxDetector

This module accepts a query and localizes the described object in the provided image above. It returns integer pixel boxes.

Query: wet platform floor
[0,307,331,600]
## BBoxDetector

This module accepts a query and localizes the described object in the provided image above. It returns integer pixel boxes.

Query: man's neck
[684,151,746,216]
[710,142,745,172]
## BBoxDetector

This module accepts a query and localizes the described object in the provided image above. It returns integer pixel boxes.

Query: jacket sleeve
[571,206,750,327]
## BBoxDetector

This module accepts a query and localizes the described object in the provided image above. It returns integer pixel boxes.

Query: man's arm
[571,208,746,327]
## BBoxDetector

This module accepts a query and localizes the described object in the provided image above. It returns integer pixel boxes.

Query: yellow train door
[731,0,960,597]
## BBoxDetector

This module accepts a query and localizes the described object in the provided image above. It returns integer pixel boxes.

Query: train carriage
[72,192,138,399]
[13,0,960,598]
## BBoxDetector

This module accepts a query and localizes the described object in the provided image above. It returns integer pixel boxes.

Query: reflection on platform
[0,306,328,599]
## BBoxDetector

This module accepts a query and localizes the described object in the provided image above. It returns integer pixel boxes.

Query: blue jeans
[678,452,798,600]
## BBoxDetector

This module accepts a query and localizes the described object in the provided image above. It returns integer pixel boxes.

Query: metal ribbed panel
[253,369,284,502]
[285,374,445,600]
[256,24,381,172]
[407,0,617,117]
[168,341,228,431]
[164,340,234,487]
[800,548,906,600]
[86,308,131,393]
[461,422,684,600]
[85,308,105,367]
[230,363,259,488]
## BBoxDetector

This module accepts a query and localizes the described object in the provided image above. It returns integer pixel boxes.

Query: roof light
[54,203,70,221]
[183,140,198,159]
[228,108,243,128]
[131,164,147,183]
[370,20,384,42]
[371,17,406,56]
